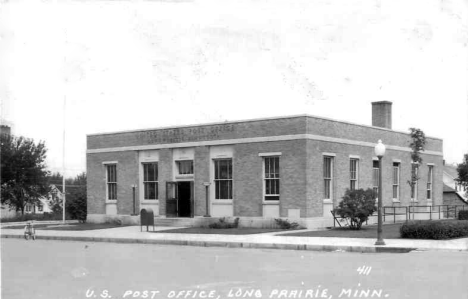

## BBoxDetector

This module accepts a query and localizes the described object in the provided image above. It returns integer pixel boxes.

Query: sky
[1,0,467,178]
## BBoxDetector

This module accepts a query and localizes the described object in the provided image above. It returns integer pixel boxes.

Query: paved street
[2,239,467,299]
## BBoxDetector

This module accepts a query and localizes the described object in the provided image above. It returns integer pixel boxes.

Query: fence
[331,205,468,227]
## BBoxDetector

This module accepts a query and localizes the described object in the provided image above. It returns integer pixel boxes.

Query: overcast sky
[1,0,467,178]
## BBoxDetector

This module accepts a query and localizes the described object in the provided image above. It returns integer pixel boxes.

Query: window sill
[212,200,233,205]
[105,200,117,204]
[322,199,333,204]
[262,201,280,205]
[392,199,401,203]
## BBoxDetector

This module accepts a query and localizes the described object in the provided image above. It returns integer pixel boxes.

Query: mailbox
[140,208,155,232]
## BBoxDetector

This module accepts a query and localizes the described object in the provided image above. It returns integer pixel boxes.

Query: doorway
[177,182,192,217]
[166,181,194,218]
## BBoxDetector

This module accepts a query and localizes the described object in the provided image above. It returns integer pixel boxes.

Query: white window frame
[392,162,400,202]
[175,160,194,177]
[349,158,359,190]
[411,163,419,202]
[105,164,117,201]
[427,165,433,201]
[323,156,334,201]
[213,158,233,200]
[263,156,280,201]
[142,162,158,200]
[372,159,379,199]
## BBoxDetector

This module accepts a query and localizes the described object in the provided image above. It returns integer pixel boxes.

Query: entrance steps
[153,217,218,227]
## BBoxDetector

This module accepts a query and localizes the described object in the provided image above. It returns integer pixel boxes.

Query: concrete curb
[1,234,416,253]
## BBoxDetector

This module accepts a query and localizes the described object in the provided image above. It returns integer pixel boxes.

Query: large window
[350,159,359,190]
[177,160,194,175]
[372,160,379,198]
[214,159,232,199]
[392,162,400,200]
[264,157,280,201]
[427,165,433,200]
[143,163,158,200]
[106,164,117,200]
[324,156,334,200]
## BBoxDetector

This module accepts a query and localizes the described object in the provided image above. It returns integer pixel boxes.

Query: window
[324,156,334,200]
[264,156,280,201]
[214,159,232,199]
[106,164,117,200]
[38,204,43,212]
[372,160,379,198]
[427,165,433,200]
[25,205,32,212]
[143,163,158,200]
[392,162,400,200]
[411,164,419,200]
[177,160,193,175]
[350,159,359,190]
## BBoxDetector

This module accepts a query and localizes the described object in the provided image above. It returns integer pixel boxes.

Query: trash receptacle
[140,208,154,232]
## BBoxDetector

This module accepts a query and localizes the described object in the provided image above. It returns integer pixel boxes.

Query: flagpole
[62,29,67,224]
[62,96,66,224]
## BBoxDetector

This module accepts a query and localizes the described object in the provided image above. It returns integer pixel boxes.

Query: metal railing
[331,204,468,227]
[383,206,408,223]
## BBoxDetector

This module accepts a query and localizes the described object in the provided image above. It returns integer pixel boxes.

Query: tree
[66,172,87,222]
[333,188,376,230]
[407,128,426,201]
[46,172,87,222]
[457,154,468,196]
[1,134,50,214]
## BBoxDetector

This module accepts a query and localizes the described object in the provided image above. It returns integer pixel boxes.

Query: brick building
[86,102,444,227]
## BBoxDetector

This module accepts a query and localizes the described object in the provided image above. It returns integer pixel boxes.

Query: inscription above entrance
[138,124,235,144]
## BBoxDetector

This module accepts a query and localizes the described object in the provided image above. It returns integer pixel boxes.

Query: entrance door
[166,182,178,217]
[166,181,194,218]
[177,181,194,218]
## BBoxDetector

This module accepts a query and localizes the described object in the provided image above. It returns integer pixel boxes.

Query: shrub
[274,218,299,229]
[0,212,66,223]
[458,210,468,220]
[333,188,376,230]
[208,217,239,229]
[400,220,468,240]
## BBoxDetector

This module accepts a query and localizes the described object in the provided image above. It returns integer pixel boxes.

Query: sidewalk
[2,225,467,253]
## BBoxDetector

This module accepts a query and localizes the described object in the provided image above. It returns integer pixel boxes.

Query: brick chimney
[371,101,392,129]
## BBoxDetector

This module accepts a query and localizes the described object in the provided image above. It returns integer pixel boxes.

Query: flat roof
[87,113,442,141]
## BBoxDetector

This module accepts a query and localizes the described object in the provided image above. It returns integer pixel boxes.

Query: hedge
[400,220,468,240]
[459,210,468,220]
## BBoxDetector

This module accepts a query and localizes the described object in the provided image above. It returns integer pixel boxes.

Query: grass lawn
[152,227,297,235]
[4,223,133,231]
[281,223,404,239]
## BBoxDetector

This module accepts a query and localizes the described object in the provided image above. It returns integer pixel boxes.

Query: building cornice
[87,133,443,156]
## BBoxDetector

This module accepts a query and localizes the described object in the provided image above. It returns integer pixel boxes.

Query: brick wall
[87,151,138,215]
[87,115,444,219]
[194,146,210,216]
[158,148,173,216]
[233,140,307,217]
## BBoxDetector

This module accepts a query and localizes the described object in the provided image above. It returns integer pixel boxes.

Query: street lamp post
[203,182,211,217]
[375,139,386,246]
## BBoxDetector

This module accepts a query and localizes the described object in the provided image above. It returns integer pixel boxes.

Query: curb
[1,234,416,253]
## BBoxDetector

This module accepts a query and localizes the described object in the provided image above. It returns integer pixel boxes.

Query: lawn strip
[152,227,294,235]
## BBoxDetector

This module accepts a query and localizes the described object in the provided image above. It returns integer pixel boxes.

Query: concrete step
[153,217,215,227]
